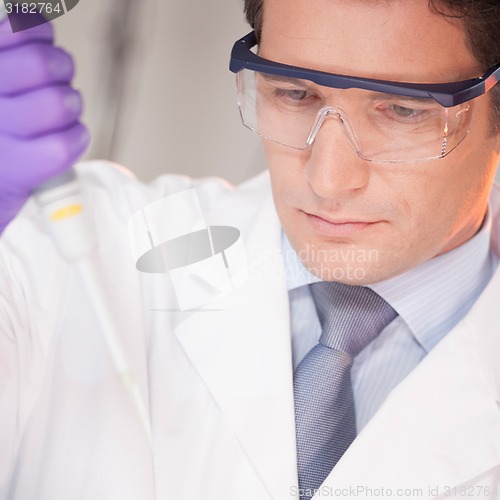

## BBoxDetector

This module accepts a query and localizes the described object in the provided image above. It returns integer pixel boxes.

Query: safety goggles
[229,31,500,163]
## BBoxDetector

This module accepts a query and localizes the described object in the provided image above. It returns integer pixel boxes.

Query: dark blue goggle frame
[229,31,500,108]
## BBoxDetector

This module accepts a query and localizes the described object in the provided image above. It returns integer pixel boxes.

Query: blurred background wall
[53,0,266,185]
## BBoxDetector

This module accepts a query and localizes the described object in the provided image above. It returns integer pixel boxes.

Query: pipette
[34,170,152,443]
[0,8,152,443]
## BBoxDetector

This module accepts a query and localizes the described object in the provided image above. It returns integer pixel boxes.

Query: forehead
[260,0,481,84]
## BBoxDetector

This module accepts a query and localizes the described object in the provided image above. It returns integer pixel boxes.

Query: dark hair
[243,0,500,128]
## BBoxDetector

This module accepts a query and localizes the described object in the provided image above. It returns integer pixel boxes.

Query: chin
[302,261,370,285]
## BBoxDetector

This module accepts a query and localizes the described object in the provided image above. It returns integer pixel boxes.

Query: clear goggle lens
[236,69,474,163]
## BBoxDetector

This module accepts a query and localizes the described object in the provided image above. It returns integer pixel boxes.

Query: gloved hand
[0,14,89,235]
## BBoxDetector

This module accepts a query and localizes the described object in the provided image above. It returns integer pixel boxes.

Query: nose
[305,112,371,199]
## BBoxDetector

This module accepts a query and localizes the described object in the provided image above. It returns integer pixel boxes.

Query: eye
[274,88,311,101]
[391,104,422,118]
[375,101,432,123]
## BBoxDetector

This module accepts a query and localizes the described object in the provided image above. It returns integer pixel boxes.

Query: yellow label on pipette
[50,204,83,221]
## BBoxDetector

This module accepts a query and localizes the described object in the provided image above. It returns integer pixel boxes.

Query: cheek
[264,142,309,209]
[386,147,493,256]
[386,168,453,245]
[357,167,453,263]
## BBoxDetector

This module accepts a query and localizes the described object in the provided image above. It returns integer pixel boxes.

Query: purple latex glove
[0,15,90,234]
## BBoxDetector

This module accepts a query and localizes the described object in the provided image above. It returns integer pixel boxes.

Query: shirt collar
[282,205,496,352]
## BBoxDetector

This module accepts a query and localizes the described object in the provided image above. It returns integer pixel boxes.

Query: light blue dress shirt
[284,207,498,431]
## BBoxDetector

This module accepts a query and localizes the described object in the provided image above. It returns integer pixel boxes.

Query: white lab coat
[0,161,499,500]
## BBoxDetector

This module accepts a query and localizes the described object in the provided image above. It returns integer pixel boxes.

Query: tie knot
[310,281,397,358]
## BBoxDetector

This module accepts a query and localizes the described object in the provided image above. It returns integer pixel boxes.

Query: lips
[303,210,380,237]
[308,211,375,224]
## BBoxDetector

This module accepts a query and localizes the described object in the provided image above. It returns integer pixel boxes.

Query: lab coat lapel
[173,180,299,500]
[319,266,500,499]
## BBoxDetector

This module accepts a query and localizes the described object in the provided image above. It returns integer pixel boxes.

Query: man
[1,1,499,499]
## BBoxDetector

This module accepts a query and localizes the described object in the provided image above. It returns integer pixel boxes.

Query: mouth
[303,210,382,237]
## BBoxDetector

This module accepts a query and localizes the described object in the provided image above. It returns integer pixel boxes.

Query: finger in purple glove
[0,86,83,137]
[0,43,74,95]
[0,123,90,194]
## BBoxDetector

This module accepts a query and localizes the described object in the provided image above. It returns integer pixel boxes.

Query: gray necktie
[294,282,397,499]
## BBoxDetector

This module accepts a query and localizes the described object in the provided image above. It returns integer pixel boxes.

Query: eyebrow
[261,74,310,86]
[369,91,435,104]
[261,74,436,102]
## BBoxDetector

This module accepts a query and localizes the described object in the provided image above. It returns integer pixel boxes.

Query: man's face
[259,0,500,284]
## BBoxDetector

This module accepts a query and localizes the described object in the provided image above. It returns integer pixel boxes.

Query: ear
[492,98,500,151]
[492,129,500,154]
